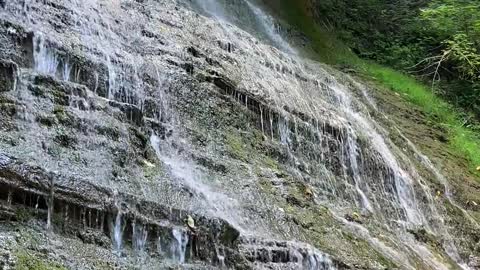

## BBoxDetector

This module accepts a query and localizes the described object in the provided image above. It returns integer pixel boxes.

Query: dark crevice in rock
[217,40,235,53]
[0,59,18,92]
[0,20,34,68]
[108,100,144,126]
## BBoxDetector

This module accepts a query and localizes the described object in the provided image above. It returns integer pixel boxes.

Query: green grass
[363,63,480,172]
[267,0,480,174]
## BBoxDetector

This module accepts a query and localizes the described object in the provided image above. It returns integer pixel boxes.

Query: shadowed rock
[0,59,18,92]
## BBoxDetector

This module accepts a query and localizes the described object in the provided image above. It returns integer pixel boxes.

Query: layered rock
[0,0,478,269]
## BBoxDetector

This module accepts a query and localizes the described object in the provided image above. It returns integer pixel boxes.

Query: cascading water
[244,0,296,54]
[132,222,148,256]
[304,251,334,270]
[190,0,295,54]
[113,211,124,253]
[170,228,188,263]
[192,0,228,21]
[33,33,59,76]
[2,0,478,268]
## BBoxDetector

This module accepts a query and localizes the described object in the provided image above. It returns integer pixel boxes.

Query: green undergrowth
[267,0,480,177]
[362,64,480,174]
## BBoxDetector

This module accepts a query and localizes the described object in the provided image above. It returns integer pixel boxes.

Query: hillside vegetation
[262,0,480,176]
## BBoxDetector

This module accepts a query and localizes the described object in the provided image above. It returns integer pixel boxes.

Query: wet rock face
[0,0,478,269]
[0,60,17,92]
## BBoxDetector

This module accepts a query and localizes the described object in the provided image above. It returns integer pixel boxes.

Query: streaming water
[170,228,188,263]
[33,33,59,76]
[191,0,295,54]
[113,211,124,253]
[2,0,476,268]
[245,0,296,54]
[132,222,148,256]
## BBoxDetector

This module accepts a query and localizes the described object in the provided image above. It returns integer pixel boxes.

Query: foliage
[421,0,480,81]
[362,63,480,171]
[283,0,480,118]
[266,0,480,175]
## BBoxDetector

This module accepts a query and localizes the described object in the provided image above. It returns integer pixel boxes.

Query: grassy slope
[265,0,480,176]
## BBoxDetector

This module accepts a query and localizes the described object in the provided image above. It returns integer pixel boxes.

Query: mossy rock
[128,127,148,149]
[0,103,17,116]
[54,128,77,148]
[224,131,248,162]
[28,85,47,98]
[52,106,77,128]
[96,125,121,141]
[15,250,66,270]
[15,208,32,223]
[36,115,57,127]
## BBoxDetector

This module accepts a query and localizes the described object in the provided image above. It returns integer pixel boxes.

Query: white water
[193,0,228,21]
[33,33,59,76]
[192,0,295,54]
[345,131,374,213]
[184,1,472,266]
[132,222,148,255]
[245,0,296,54]
[170,228,188,263]
[5,0,476,268]
[150,134,245,231]
[303,251,334,270]
[62,58,72,81]
[113,211,123,253]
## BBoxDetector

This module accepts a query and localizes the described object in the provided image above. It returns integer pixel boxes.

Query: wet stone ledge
[0,153,246,268]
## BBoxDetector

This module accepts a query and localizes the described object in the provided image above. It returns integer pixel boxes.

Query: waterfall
[191,0,295,54]
[148,69,247,232]
[170,228,188,263]
[192,0,228,21]
[345,131,373,213]
[113,211,124,253]
[46,175,54,231]
[3,0,476,268]
[245,0,296,54]
[33,33,59,76]
[303,251,334,270]
[62,58,72,81]
[132,222,149,256]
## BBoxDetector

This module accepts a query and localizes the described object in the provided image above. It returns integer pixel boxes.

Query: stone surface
[0,60,17,92]
[0,0,478,269]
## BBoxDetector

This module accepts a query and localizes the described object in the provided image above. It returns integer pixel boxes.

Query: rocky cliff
[0,0,479,269]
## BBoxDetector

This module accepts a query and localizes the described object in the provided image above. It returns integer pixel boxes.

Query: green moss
[0,95,15,104]
[36,115,56,127]
[92,261,114,270]
[225,131,248,161]
[54,128,77,148]
[50,87,69,106]
[362,63,480,176]
[261,155,279,170]
[15,250,66,270]
[268,0,353,65]
[96,125,121,141]
[28,85,46,97]
[142,161,162,181]
[129,127,148,149]
[258,177,274,193]
[53,106,76,128]
[15,208,32,223]
[0,103,17,116]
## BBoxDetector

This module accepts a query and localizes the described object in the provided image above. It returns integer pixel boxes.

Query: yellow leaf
[477,166,480,171]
